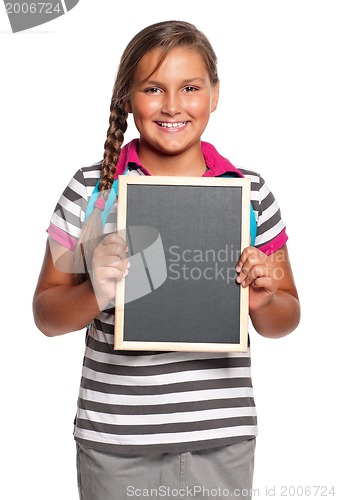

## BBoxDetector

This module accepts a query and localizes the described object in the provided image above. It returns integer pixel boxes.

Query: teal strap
[84,178,100,222]
[249,204,257,246]
[218,172,257,246]
[84,171,127,227]
[101,179,119,227]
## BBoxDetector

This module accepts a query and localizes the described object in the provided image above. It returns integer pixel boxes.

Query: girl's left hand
[236,246,278,311]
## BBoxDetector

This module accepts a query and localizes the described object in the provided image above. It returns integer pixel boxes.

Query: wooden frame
[114,175,251,352]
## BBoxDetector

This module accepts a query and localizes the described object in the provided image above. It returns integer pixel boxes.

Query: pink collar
[115,139,243,178]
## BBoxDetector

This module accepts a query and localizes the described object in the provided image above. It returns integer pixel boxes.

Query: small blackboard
[114,176,250,352]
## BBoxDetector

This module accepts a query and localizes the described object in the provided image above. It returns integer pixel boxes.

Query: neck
[138,140,206,177]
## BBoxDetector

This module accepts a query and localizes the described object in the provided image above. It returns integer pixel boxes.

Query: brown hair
[76,20,219,275]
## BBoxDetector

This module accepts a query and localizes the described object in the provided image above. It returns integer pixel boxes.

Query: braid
[73,101,128,281]
[100,101,128,195]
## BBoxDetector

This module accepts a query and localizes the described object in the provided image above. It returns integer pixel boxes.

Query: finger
[100,233,128,252]
[236,247,268,284]
[95,239,128,262]
[251,274,278,293]
[236,258,256,284]
[100,232,124,244]
[94,259,130,282]
[98,244,128,261]
[236,246,259,273]
[240,265,273,287]
[95,254,130,269]
[236,266,251,284]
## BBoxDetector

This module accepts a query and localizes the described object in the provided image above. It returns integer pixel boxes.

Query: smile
[156,121,188,129]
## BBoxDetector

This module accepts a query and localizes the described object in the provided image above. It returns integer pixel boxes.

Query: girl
[33,20,300,500]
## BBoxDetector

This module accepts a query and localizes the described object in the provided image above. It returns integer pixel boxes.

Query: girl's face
[125,47,219,160]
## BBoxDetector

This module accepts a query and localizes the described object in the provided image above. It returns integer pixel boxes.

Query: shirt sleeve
[46,168,90,251]
[249,173,288,255]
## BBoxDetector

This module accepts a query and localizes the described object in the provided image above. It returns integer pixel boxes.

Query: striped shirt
[47,140,288,454]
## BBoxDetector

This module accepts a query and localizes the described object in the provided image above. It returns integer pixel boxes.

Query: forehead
[133,47,209,82]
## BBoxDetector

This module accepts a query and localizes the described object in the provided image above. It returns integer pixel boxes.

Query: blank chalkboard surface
[114,176,250,352]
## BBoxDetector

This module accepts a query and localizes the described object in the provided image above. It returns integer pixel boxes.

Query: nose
[162,91,182,116]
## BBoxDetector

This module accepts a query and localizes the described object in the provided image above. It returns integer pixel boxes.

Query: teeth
[158,122,187,128]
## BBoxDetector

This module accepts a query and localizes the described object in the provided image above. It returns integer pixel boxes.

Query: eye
[183,86,198,93]
[144,87,162,94]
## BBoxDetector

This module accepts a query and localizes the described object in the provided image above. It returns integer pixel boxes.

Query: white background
[1,1,336,498]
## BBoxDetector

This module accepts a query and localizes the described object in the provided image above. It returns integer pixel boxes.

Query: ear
[124,100,133,114]
[211,80,220,113]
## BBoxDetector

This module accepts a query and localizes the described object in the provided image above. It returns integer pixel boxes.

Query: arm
[236,244,300,338]
[33,234,129,337]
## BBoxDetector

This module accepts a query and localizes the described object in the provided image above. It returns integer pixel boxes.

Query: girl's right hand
[91,233,129,310]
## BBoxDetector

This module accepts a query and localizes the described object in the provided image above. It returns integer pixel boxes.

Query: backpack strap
[249,203,257,246]
[217,172,257,247]
[84,170,129,227]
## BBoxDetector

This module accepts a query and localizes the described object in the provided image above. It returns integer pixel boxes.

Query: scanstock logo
[4,0,80,33]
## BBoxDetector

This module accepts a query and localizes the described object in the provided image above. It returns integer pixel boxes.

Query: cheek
[133,98,161,118]
[187,97,213,116]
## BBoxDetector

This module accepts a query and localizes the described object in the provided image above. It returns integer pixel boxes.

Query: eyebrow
[181,78,207,85]
[139,77,207,86]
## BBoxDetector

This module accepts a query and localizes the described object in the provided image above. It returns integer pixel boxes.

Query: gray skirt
[76,438,256,500]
